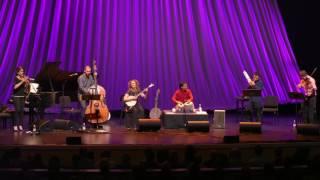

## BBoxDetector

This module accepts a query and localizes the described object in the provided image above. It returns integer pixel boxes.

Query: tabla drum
[29,83,39,94]
[175,102,194,113]
[184,102,194,113]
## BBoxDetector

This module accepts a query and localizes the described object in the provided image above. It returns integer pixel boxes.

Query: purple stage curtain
[0,0,300,110]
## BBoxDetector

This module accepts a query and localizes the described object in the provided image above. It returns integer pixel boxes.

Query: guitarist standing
[123,79,148,130]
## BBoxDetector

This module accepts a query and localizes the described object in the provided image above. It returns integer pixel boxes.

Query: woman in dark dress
[123,80,148,130]
[12,66,29,131]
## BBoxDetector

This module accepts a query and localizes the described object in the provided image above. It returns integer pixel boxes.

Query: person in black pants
[123,79,148,130]
[248,72,264,122]
[12,66,29,131]
[297,70,317,123]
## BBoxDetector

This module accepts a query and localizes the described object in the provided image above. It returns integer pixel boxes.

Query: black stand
[288,92,305,124]
[26,94,41,135]
[243,89,262,97]
[80,94,110,133]
[236,96,249,121]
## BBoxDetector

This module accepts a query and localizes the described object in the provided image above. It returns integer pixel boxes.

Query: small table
[162,110,208,129]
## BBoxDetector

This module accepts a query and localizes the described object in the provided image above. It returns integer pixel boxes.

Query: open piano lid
[35,61,80,104]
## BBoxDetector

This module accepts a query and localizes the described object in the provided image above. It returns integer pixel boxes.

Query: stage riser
[1,144,320,168]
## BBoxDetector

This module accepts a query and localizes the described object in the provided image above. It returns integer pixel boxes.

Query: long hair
[128,79,141,93]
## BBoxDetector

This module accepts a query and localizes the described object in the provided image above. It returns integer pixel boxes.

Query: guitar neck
[154,100,158,108]
[138,87,148,96]
[154,89,160,108]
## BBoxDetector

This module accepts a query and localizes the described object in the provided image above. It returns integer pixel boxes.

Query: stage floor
[1,113,320,149]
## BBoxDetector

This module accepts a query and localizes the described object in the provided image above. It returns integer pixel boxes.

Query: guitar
[150,88,161,118]
[125,83,154,108]
[84,60,110,123]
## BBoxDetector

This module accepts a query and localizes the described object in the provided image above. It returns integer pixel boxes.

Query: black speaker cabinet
[223,135,239,143]
[239,122,261,133]
[66,137,82,145]
[38,119,51,132]
[39,119,80,132]
[186,120,209,132]
[137,118,161,131]
[296,124,320,135]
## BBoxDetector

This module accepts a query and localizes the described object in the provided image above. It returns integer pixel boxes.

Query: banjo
[149,88,161,118]
[125,83,154,108]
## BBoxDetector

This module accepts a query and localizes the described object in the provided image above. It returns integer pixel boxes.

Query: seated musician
[297,70,317,123]
[77,65,95,119]
[123,79,148,130]
[171,82,194,112]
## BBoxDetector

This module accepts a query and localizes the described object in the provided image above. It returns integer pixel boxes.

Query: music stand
[81,94,109,133]
[243,89,262,97]
[288,92,305,124]
[288,92,305,100]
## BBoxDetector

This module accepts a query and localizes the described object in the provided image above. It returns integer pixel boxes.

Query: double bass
[84,60,110,123]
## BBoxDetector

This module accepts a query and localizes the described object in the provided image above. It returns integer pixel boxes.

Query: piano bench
[0,112,13,129]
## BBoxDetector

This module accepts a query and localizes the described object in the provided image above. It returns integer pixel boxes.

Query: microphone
[28,78,35,81]
[69,73,78,77]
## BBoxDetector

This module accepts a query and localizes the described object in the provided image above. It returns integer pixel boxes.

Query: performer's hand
[249,81,255,86]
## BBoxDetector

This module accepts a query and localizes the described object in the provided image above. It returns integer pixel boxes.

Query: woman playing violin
[12,66,29,131]
[297,70,317,123]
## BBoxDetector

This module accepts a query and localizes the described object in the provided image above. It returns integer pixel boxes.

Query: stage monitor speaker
[186,120,209,132]
[213,110,225,129]
[38,119,51,132]
[137,118,161,131]
[66,137,82,145]
[39,119,80,132]
[239,122,261,133]
[296,124,320,135]
[223,135,239,143]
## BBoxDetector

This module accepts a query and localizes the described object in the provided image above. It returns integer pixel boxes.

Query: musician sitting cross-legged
[171,82,194,112]
[123,79,148,130]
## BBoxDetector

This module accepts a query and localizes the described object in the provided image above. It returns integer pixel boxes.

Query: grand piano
[31,61,81,117]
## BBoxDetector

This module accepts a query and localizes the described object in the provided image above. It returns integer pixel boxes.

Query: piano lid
[35,61,81,101]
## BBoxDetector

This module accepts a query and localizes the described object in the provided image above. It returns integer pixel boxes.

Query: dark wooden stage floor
[1,113,320,149]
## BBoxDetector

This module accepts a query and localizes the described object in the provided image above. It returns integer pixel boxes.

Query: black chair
[0,105,13,129]
[263,96,279,121]
[119,94,126,125]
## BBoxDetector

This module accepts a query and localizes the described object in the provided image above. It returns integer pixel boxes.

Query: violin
[16,75,31,94]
